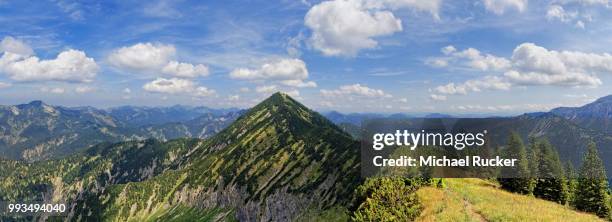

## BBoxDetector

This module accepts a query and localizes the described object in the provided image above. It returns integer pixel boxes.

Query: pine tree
[565,161,578,205]
[498,132,534,194]
[476,137,497,178]
[527,136,539,178]
[532,139,568,204]
[574,142,610,218]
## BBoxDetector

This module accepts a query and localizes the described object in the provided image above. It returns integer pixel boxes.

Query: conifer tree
[574,142,610,218]
[476,137,497,178]
[532,139,568,204]
[498,132,534,194]
[565,161,578,205]
[527,136,539,178]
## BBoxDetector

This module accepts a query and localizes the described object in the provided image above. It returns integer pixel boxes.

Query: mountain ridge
[0,92,361,221]
[2,93,611,221]
[78,92,361,220]
[551,95,612,133]
[0,101,240,161]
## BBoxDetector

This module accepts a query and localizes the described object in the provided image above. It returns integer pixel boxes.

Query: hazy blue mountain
[108,105,239,127]
[126,111,244,141]
[0,101,123,160]
[323,111,385,126]
[551,95,612,133]
[374,111,612,178]
[450,113,611,174]
[0,101,240,161]
[326,94,612,179]
[424,113,454,118]
[324,111,466,127]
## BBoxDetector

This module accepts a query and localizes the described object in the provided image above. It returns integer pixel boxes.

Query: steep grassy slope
[0,138,201,203]
[81,92,360,221]
[416,178,604,222]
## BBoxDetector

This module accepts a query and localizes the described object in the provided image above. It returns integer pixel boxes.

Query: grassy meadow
[416,178,604,222]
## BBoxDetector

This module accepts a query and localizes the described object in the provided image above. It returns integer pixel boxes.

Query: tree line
[499,132,611,219]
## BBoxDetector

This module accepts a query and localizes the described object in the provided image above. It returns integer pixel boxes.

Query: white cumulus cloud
[108,42,176,71]
[162,61,209,78]
[1,51,98,83]
[109,42,209,78]
[374,0,442,17]
[433,76,512,95]
[143,77,215,97]
[255,85,300,98]
[0,36,98,83]
[321,84,391,98]
[426,45,511,71]
[482,0,528,15]
[255,85,278,94]
[546,5,573,22]
[230,58,316,88]
[230,58,308,80]
[545,4,588,28]
[0,36,34,56]
[429,42,612,99]
[506,42,608,87]
[304,0,439,57]
[280,79,317,88]
[283,89,301,98]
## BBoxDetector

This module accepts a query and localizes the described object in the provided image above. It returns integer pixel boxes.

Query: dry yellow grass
[416,178,604,222]
[417,186,484,222]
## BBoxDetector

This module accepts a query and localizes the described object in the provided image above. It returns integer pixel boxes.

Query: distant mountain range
[108,105,239,127]
[0,93,359,221]
[449,112,611,175]
[325,95,612,135]
[551,95,612,134]
[1,93,611,220]
[2,94,611,164]
[325,95,612,178]
[322,111,498,126]
[0,101,242,161]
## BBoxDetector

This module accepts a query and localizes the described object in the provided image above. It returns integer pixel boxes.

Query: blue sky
[0,0,611,114]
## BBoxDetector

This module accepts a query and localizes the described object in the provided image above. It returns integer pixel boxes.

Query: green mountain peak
[270,91,290,99]
[257,91,300,109]
[0,93,361,221]
[89,92,359,220]
[239,91,350,140]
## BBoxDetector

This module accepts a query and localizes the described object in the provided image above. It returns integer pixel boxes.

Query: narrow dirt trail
[462,198,487,222]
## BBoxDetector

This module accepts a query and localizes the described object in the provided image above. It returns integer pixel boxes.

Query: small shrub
[351,177,423,221]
